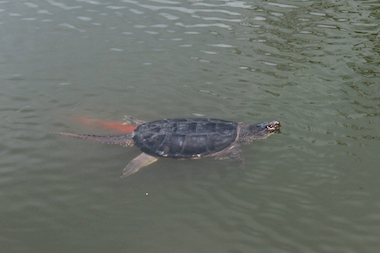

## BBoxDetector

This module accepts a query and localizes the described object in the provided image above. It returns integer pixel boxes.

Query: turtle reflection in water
[54,117,281,177]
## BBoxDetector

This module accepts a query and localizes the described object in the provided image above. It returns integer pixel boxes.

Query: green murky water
[1,0,380,252]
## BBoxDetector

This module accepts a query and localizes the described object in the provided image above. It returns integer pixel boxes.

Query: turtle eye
[267,124,276,131]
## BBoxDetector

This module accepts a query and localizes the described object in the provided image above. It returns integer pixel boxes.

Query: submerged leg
[121,153,158,177]
[71,115,137,133]
[210,143,244,165]
[123,116,146,127]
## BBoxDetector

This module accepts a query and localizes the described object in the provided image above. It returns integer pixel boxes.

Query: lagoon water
[1,0,380,252]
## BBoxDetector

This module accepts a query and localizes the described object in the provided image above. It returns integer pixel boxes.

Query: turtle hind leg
[71,115,136,133]
[121,153,158,177]
[123,116,146,127]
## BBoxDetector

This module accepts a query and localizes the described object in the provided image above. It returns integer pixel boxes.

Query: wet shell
[132,118,238,158]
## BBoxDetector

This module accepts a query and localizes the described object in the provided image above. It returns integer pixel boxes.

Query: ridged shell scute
[133,118,238,158]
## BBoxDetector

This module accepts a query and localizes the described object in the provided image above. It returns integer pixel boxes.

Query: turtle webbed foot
[121,153,158,177]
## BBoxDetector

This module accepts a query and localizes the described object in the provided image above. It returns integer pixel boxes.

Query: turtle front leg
[209,143,244,165]
[121,152,158,177]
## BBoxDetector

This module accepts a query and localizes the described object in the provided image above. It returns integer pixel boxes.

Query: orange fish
[71,115,136,134]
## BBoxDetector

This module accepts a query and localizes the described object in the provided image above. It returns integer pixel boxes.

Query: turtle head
[245,120,281,141]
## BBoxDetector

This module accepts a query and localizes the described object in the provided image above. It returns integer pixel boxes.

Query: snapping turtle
[55,117,280,177]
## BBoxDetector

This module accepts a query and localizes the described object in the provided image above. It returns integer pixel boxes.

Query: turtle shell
[132,118,238,159]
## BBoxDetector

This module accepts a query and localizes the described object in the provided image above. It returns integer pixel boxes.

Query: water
[1,0,380,252]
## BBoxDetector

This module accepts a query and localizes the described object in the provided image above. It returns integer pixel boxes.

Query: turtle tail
[52,132,134,146]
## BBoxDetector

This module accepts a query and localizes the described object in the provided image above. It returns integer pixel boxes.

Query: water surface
[1,0,380,252]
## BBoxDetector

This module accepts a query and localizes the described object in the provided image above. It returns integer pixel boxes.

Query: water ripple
[1,0,380,252]
[46,0,81,10]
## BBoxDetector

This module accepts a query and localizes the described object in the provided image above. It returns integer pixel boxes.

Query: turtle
[54,117,281,177]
